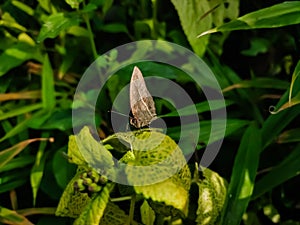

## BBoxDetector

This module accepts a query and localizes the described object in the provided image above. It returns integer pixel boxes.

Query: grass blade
[222,123,261,225]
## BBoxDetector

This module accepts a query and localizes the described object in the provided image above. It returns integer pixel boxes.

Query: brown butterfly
[129,66,157,128]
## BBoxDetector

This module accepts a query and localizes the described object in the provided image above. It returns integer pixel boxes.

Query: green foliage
[0,0,300,224]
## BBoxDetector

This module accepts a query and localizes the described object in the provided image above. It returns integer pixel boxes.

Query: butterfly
[129,66,157,128]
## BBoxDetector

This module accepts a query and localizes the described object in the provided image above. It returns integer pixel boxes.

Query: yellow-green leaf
[73,183,112,225]
[0,206,34,225]
[196,167,228,225]
[55,168,91,218]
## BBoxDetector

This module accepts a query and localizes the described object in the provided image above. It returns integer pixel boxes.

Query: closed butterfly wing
[130,66,157,128]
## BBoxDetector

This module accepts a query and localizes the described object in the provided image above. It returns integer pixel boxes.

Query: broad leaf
[55,168,91,218]
[171,0,211,56]
[196,167,227,225]
[73,184,112,225]
[37,13,80,42]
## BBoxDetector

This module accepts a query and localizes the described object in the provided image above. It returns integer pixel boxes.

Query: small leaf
[66,0,83,9]
[198,1,300,37]
[0,206,34,225]
[55,168,91,218]
[75,126,115,175]
[196,167,227,225]
[140,200,155,225]
[100,202,129,225]
[171,0,211,56]
[37,13,80,42]
[73,183,112,225]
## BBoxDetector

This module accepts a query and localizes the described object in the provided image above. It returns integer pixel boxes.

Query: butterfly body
[130,66,157,128]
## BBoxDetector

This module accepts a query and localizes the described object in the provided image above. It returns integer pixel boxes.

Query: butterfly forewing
[129,66,157,128]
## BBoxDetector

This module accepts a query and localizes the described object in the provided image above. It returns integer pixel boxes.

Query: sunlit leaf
[196,167,227,225]
[0,42,43,76]
[73,184,112,225]
[140,200,155,225]
[198,1,300,37]
[42,54,55,110]
[0,103,43,121]
[0,206,34,225]
[222,123,261,225]
[171,0,211,56]
[99,202,129,225]
[0,137,51,170]
[30,132,50,206]
[37,13,80,42]
[55,168,91,218]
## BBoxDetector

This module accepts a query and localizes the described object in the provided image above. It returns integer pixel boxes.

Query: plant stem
[128,194,136,225]
[82,1,98,59]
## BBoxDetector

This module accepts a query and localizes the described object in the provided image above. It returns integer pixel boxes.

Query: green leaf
[222,123,261,225]
[0,103,43,121]
[277,128,300,143]
[162,100,234,117]
[140,200,155,225]
[53,147,76,189]
[11,0,34,16]
[0,206,34,225]
[30,132,50,206]
[252,143,300,199]
[171,0,211,56]
[120,130,191,187]
[198,1,300,37]
[99,202,129,225]
[167,119,249,148]
[75,126,115,174]
[66,0,83,9]
[0,155,35,173]
[55,168,92,218]
[223,78,290,93]
[42,54,56,110]
[0,169,29,193]
[37,13,80,42]
[73,184,112,225]
[0,42,43,76]
[0,138,50,170]
[100,23,128,33]
[196,167,227,225]
[289,60,300,102]
[117,130,191,216]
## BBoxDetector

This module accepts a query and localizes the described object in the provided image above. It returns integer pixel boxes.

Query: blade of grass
[30,132,50,206]
[162,99,234,117]
[252,143,300,200]
[0,206,34,225]
[0,103,43,121]
[0,137,52,170]
[221,123,261,225]
[42,54,55,110]
[198,1,300,37]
